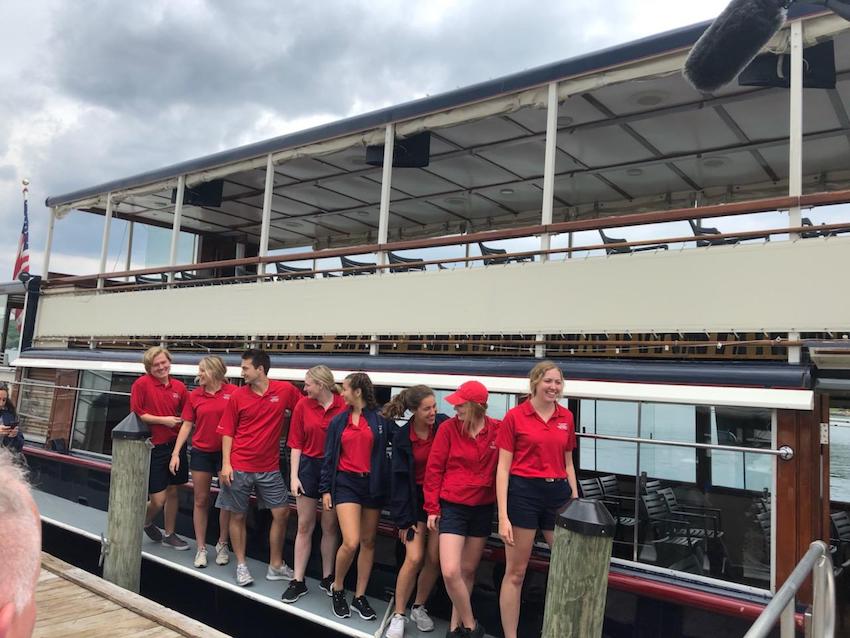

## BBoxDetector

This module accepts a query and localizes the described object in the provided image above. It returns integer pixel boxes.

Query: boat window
[576,398,774,590]
[71,371,133,455]
[16,369,55,443]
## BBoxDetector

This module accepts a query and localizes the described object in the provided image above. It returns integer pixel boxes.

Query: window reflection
[71,371,133,455]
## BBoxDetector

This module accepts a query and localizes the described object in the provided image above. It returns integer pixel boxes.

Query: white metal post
[779,597,794,638]
[168,176,185,284]
[259,154,274,278]
[124,221,134,282]
[97,193,114,291]
[540,82,558,262]
[788,21,803,234]
[377,124,395,268]
[787,21,803,365]
[42,207,56,280]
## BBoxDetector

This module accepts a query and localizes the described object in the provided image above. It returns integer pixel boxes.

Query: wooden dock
[34,553,231,638]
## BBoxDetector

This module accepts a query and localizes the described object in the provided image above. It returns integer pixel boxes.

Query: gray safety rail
[744,541,835,638]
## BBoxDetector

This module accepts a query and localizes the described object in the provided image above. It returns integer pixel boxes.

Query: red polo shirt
[181,383,238,452]
[410,424,435,486]
[217,380,301,472]
[497,400,576,479]
[130,374,188,446]
[338,412,374,474]
[423,416,501,515]
[289,393,347,458]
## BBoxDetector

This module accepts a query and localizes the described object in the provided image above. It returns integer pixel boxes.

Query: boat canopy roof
[45,6,849,251]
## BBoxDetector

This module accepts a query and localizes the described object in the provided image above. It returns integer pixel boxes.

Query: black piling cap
[556,498,617,537]
[111,412,151,441]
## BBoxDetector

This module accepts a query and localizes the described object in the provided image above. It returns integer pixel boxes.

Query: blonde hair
[460,401,487,438]
[0,448,40,613]
[199,355,227,384]
[382,385,434,420]
[529,360,564,398]
[142,346,172,373]
[306,365,340,394]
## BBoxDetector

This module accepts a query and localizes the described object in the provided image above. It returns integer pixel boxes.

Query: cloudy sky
[0,0,731,277]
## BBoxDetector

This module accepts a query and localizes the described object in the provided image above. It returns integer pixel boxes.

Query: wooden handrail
[43,189,850,288]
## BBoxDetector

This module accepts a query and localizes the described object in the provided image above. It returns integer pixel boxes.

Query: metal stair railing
[744,540,835,638]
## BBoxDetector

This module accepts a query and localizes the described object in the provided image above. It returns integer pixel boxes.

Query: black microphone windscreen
[684,0,788,93]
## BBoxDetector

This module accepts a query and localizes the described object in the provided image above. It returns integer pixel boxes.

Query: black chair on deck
[478,242,535,266]
[598,475,638,533]
[830,511,850,571]
[174,270,203,285]
[598,229,669,255]
[275,262,313,280]
[340,256,376,276]
[134,273,167,288]
[688,219,740,247]
[388,251,427,273]
[641,492,706,574]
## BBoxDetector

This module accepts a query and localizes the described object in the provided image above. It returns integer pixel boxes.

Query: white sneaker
[215,541,230,566]
[385,613,407,638]
[193,548,207,568]
[235,563,254,587]
[265,562,295,581]
[410,605,435,632]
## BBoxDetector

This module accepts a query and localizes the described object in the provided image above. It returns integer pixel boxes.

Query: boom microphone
[684,0,789,93]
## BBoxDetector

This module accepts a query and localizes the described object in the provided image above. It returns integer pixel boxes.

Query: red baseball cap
[445,380,489,405]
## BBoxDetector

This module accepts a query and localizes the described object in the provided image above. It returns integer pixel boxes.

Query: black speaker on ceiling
[366,131,430,168]
[171,179,224,207]
[738,40,836,89]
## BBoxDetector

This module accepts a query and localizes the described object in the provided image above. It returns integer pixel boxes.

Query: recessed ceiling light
[445,196,466,205]
[626,168,643,177]
[633,91,668,107]
[356,210,371,217]
[700,156,729,169]
[557,115,574,127]
[283,221,302,228]
[499,188,515,195]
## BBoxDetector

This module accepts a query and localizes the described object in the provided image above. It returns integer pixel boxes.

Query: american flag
[12,197,29,328]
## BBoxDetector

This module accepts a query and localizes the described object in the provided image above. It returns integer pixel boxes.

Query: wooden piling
[102,412,151,593]
[542,498,616,638]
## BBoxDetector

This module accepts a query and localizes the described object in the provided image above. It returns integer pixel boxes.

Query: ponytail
[381,384,435,420]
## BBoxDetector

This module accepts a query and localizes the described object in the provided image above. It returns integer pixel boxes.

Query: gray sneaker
[265,562,295,581]
[161,533,190,551]
[235,563,254,587]
[411,605,435,632]
[215,541,230,566]
[143,523,163,542]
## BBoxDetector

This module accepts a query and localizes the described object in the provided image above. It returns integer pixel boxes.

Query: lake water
[831,418,850,503]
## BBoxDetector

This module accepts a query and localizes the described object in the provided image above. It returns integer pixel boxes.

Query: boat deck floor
[35,489,459,638]
[35,552,230,638]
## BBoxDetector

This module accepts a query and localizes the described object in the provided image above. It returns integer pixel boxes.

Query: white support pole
[124,221,134,282]
[377,124,395,268]
[168,175,185,284]
[787,21,803,365]
[97,193,114,291]
[788,20,803,234]
[259,154,274,278]
[42,207,56,280]
[540,82,558,262]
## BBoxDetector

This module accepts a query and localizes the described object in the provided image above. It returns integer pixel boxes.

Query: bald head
[0,447,40,638]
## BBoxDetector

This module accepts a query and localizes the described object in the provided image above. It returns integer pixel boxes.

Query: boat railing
[743,540,835,638]
[41,189,850,294]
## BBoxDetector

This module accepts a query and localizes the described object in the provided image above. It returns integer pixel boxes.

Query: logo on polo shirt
[557,423,570,430]
[489,442,496,449]
[223,394,231,400]
[172,392,179,400]
[270,396,280,403]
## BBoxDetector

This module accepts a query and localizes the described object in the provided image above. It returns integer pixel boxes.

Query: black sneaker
[446,626,466,638]
[319,574,334,596]
[143,523,163,542]
[467,621,484,638]
[331,588,350,619]
[351,595,377,621]
[281,579,308,603]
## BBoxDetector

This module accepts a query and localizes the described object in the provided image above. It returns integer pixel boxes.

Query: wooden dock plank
[34,553,231,638]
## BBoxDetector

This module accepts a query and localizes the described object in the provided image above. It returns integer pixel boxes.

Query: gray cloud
[0,0,726,274]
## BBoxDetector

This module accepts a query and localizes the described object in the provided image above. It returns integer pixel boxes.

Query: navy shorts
[149,441,188,494]
[507,474,572,531]
[439,500,494,538]
[297,454,323,499]
[189,448,222,474]
[414,484,427,524]
[334,471,383,509]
